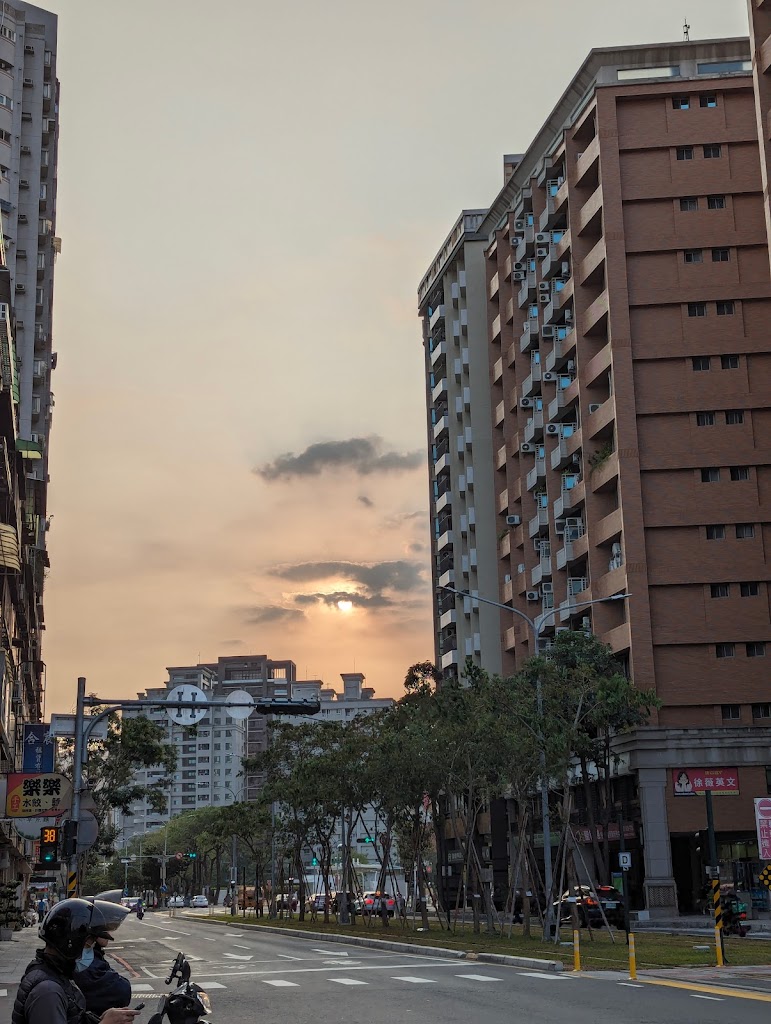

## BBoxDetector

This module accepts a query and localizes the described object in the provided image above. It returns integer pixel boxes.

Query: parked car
[362,891,396,917]
[191,894,209,908]
[554,885,624,928]
[168,895,185,908]
[356,891,378,914]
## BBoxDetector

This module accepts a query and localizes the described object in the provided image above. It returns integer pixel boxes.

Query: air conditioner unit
[541,583,554,594]
[564,310,574,323]
[588,403,601,414]
[19,179,29,189]
[514,219,526,231]
[30,433,42,444]
[20,145,31,155]
[24,44,34,54]
[538,282,550,292]
[520,442,534,454]
[23,77,33,87]
[555,520,566,535]
[542,371,556,382]
[536,246,549,258]
[545,423,559,436]
[506,514,521,526]
[520,397,534,408]
[538,293,550,304]
[567,360,576,372]
[18,214,28,223]
[526,590,540,602]
[513,261,525,272]
[561,262,571,276]
[541,325,555,338]
[535,232,550,244]
[611,542,622,557]
[581,616,591,630]
[513,271,525,281]
[15,284,25,293]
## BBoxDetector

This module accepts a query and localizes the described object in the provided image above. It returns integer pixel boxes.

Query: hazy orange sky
[42,0,749,714]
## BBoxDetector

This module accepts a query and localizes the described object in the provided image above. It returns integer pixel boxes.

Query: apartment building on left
[0,2,59,886]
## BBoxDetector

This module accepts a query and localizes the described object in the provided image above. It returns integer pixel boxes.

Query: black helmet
[40,898,130,958]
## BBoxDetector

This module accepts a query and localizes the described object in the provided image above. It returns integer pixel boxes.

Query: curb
[180,914,564,973]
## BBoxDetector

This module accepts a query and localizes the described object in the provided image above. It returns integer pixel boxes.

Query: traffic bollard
[573,928,581,971]
[628,932,637,980]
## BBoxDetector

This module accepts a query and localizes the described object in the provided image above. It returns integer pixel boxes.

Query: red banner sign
[755,798,771,860]
[672,768,739,797]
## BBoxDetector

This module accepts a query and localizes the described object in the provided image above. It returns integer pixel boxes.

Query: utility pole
[70,676,86,897]
[339,808,350,924]
[230,833,238,916]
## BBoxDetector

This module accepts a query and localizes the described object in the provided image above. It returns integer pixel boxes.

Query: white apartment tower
[418,208,506,681]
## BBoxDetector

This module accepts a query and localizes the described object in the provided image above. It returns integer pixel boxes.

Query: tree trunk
[580,755,607,884]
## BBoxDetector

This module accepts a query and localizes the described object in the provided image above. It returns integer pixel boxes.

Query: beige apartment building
[423,37,771,914]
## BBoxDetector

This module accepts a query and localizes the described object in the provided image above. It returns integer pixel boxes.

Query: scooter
[147,953,212,1024]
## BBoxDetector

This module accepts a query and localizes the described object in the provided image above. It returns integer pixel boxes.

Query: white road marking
[329,978,368,985]
[455,974,502,982]
[130,985,155,993]
[202,937,216,942]
[223,932,243,937]
[278,954,304,960]
[324,959,360,965]
[0,990,7,998]
[223,953,252,961]
[392,976,436,984]
[618,983,644,988]
[691,995,723,1002]
[313,948,347,955]
[263,979,300,987]
[232,944,251,949]
[195,981,226,989]
[517,972,565,980]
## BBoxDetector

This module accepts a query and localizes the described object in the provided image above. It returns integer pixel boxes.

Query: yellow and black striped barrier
[712,878,724,967]
[67,870,77,898]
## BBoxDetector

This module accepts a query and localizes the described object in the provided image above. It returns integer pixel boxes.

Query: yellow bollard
[712,878,724,967]
[629,932,637,980]
[573,928,581,972]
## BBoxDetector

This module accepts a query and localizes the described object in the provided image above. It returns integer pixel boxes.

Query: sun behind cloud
[337,599,353,612]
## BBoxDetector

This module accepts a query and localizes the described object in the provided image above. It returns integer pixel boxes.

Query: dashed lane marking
[618,983,644,988]
[329,978,368,985]
[455,974,502,982]
[195,982,226,989]
[233,944,251,949]
[263,979,300,987]
[392,976,436,984]
[691,995,724,1002]
[517,972,567,980]
[0,990,7,998]
[313,948,347,955]
[130,985,155,993]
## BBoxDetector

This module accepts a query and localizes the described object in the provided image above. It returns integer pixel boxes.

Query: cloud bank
[255,436,422,481]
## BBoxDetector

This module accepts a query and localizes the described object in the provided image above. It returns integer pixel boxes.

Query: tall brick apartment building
[421,38,771,914]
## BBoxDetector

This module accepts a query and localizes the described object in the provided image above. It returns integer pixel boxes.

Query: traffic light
[187,851,197,859]
[356,837,374,844]
[311,856,318,866]
[61,819,78,859]
[39,826,60,866]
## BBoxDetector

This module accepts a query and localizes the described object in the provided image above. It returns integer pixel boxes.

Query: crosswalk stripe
[518,972,565,980]
[263,979,300,987]
[130,985,155,993]
[195,982,226,989]
[329,978,368,985]
[455,974,502,982]
[0,990,7,998]
[392,976,436,984]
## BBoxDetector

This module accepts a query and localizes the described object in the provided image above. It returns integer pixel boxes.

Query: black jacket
[74,945,132,1016]
[12,950,86,1024]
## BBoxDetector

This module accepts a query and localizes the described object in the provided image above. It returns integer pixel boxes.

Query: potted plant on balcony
[0,880,21,939]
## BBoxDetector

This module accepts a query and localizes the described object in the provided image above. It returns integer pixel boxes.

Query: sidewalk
[636,914,771,936]
[0,926,40,986]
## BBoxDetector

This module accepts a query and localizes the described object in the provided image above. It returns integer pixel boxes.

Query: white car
[168,895,185,908]
[191,894,209,908]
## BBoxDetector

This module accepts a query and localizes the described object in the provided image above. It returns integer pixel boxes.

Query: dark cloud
[269,560,425,594]
[241,605,306,624]
[409,542,426,553]
[294,590,392,610]
[254,436,422,481]
[357,495,374,508]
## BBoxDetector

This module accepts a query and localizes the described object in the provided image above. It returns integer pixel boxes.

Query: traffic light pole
[69,676,87,896]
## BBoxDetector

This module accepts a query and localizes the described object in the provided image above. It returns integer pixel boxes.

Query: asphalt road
[96,911,771,1024]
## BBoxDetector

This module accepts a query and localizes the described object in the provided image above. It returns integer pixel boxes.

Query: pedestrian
[36,896,48,923]
[75,900,133,1018]
[12,897,140,1024]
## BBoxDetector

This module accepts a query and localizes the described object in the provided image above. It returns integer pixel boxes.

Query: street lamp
[224,783,246,917]
[438,584,631,939]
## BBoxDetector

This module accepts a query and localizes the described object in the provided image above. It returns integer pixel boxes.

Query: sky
[41,0,750,714]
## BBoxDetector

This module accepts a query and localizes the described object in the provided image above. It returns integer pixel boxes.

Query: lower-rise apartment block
[422,37,771,915]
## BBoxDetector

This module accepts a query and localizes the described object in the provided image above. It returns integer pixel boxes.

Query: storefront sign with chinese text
[5,773,71,817]
[672,768,739,796]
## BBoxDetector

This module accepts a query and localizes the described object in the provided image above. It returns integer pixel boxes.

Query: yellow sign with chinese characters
[5,773,71,817]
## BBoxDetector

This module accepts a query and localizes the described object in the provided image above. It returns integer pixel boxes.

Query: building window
[0,129,9,144]
[676,146,694,161]
[715,643,735,659]
[721,354,739,369]
[730,466,749,481]
[735,523,755,539]
[701,94,718,108]
[721,704,740,721]
[712,248,730,262]
[766,768,771,795]
[740,582,759,597]
[710,584,730,598]
[703,144,722,159]
[696,412,715,426]
[746,642,766,658]
[701,467,720,482]
[725,410,744,425]
[684,249,703,263]
[672,96,690,109]
[680,197,698,211]
[707,195,726,210]
[716,300,735,316]
[688,302,707,317]
[692,355,710,371]
[753,703,771,719]
[706,525,725,540]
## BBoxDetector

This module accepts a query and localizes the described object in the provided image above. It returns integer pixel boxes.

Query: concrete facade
[748,0,771,273]
[418,211,505,682]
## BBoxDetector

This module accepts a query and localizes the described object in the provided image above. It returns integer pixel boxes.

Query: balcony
[498,489,509,515]
[432,414,449,441]
[500,533,511,559]
[545,332,577,373]
[441,648,459,670]
[520,322,539,353]
[503,578,513,604]
[556,526,588,570]
[584,342,611,387]
[431,377,447,404]
[582,288,609,336]
[453,349,469,380]
[554,479,586,520]
[547,376,578,421]
[575,135,600,187]
[435,490,451,514]
[529,508,549,538]
[496,444,507,470]
[504,625,517,652]
[550,435,578,471]
[491,314,501,342]
[507,339,518,368]
[579,236,606,287]
[489,272,499,300]
[526,458,546,491]
[576,184,603,237]
[438,566,455,589]
[518,272,536,308]
[594,564,627,601]
[494,401,505,427]
[521,364,542,397]
[430,340,447,368]
[590,451,619,492]
[505,296,515,324]
[604,621,631,654]
[429,304,445,330]
[524,411,544,443]
[584,398,615,439]
[531,556,552,588]
[595,507,622,546]
[439,608,457,631]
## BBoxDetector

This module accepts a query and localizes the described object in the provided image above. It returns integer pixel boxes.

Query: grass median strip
[202,914,771,971]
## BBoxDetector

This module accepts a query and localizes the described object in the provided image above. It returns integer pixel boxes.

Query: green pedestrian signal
[311,856,318,866]
[187,851,197,859]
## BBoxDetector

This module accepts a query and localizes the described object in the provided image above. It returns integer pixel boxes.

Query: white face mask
[76,946,95,971]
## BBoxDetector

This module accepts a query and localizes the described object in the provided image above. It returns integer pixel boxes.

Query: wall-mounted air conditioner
[520,397,534,408]
[535,232,550,244]
[526,590,540,602]
[506,515,521,526]
[542,371,556,382]
[520,442,534,454]
[542,325,555,338]
[545,423,559,436]
[588,403,602,414]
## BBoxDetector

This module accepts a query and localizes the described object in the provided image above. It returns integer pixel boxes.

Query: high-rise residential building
[423,37,771,916]
[748,1,771,269]
[418,210,507,682]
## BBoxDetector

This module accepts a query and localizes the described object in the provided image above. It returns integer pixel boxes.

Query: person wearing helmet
[11,897,139,1024]
[74,893,132,1017]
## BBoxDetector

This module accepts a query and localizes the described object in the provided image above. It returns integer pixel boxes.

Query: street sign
[49,714,108,740]
[619,852,632,871]
[166,685,209,726]
[758,866,771,890]
[175,851,184,861]
[225,690,254,721]
[755,798,771,860]
[5,773,71,818]
[120,858,131,865]
[23,724,55,773]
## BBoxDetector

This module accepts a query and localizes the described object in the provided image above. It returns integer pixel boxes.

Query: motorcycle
[147,953,212,1024]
